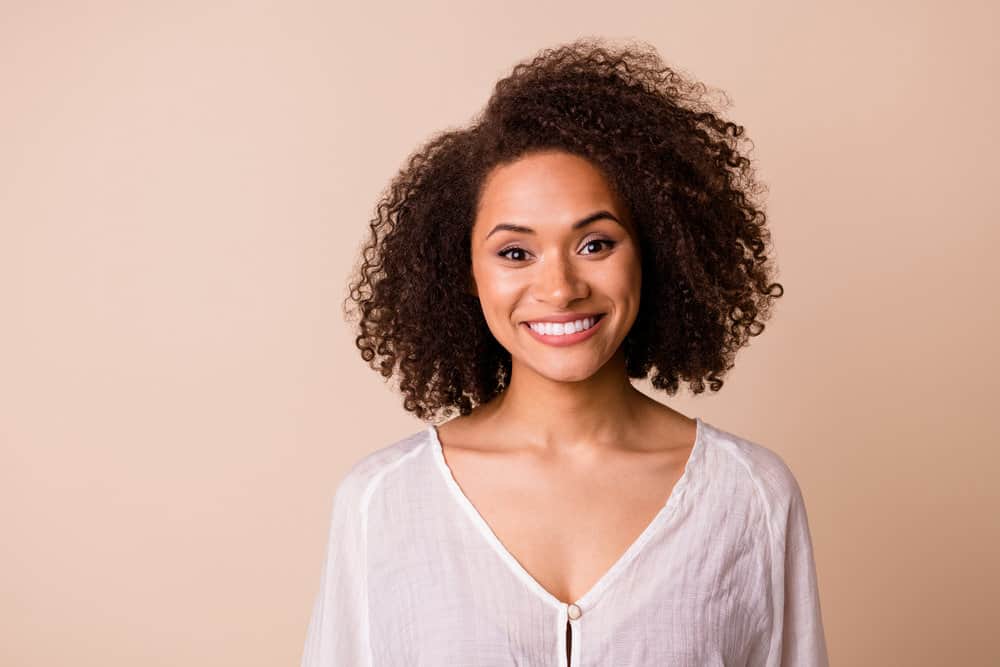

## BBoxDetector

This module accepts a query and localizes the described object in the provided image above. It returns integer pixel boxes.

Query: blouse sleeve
[777,478,830,667]
[301,470,372,667]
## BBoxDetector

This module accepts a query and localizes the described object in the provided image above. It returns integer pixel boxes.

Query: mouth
[520,313,607,346]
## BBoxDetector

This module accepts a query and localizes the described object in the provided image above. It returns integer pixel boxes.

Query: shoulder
[330,427,431,507]
[699,419,807,515]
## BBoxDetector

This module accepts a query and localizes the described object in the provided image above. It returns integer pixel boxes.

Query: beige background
[2,1,997,665]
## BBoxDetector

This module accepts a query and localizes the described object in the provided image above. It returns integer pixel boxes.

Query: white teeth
[528,316,598,336]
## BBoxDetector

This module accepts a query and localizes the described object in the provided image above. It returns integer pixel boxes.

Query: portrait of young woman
[301,38,829,666]
[7,2,997,664]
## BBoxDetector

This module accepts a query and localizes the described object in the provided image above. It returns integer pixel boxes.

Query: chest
[439,445,691,605]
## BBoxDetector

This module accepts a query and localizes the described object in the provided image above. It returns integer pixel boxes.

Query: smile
[522,313,606,346]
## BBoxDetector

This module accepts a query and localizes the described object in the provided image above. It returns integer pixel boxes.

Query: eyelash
[497,239,616,262]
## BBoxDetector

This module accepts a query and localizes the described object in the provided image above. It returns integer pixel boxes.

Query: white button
[567,603,582,620]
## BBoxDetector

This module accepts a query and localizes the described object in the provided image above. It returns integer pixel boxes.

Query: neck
[477,347,660,457]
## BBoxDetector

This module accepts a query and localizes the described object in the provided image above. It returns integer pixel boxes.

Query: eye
[497,246,530,261]
[580,239,616,255]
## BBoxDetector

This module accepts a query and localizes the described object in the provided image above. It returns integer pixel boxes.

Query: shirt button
[567,603,582,620]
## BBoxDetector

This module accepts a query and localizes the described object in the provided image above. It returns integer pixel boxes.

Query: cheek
[600,254,642,317]
[619,245,643,290]
[473,263,521,311]
[594,252,641,293]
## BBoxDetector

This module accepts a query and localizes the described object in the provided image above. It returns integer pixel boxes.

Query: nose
[531,253,588,306]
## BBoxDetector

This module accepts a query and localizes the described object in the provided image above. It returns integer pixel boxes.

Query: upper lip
[523,312,605,324]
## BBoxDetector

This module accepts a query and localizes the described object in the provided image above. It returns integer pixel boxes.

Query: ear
[466,272,478,297]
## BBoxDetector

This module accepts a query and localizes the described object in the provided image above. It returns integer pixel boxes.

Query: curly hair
[343,37,783,423]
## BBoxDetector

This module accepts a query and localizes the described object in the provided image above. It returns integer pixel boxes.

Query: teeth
[528,316,598,336]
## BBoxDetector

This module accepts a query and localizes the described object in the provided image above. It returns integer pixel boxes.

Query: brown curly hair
[343,37,783,423]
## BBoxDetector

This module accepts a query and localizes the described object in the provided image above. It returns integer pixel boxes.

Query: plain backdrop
[1,1,997,665]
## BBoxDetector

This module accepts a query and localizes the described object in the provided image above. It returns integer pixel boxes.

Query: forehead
[475,150,623,221]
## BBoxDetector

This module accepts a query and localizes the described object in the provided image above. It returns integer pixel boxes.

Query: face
[469,149,642,383]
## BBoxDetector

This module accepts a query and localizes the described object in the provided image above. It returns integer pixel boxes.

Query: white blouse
[301,417,830,666]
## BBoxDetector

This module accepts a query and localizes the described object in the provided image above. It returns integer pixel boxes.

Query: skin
[436,148,698,605]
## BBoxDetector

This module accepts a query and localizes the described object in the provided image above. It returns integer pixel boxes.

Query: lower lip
[521,315,606,347]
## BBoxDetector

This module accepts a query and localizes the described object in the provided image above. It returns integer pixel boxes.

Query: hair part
[344,37,783,422]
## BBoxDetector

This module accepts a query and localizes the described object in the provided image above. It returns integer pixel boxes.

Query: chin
[529,360,604,384]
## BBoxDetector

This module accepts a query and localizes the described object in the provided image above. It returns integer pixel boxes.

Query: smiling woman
[339,43,785,418]
[302,37,829,666]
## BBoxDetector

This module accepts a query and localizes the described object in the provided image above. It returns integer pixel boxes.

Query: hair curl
[344,37,783,422]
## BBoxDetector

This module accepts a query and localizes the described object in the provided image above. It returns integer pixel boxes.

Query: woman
[303,38,829,666]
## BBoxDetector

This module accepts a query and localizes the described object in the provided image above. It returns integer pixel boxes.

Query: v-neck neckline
[426,416,707,612]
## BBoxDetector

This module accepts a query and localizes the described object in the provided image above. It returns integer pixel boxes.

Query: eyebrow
[484,210,623,240]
